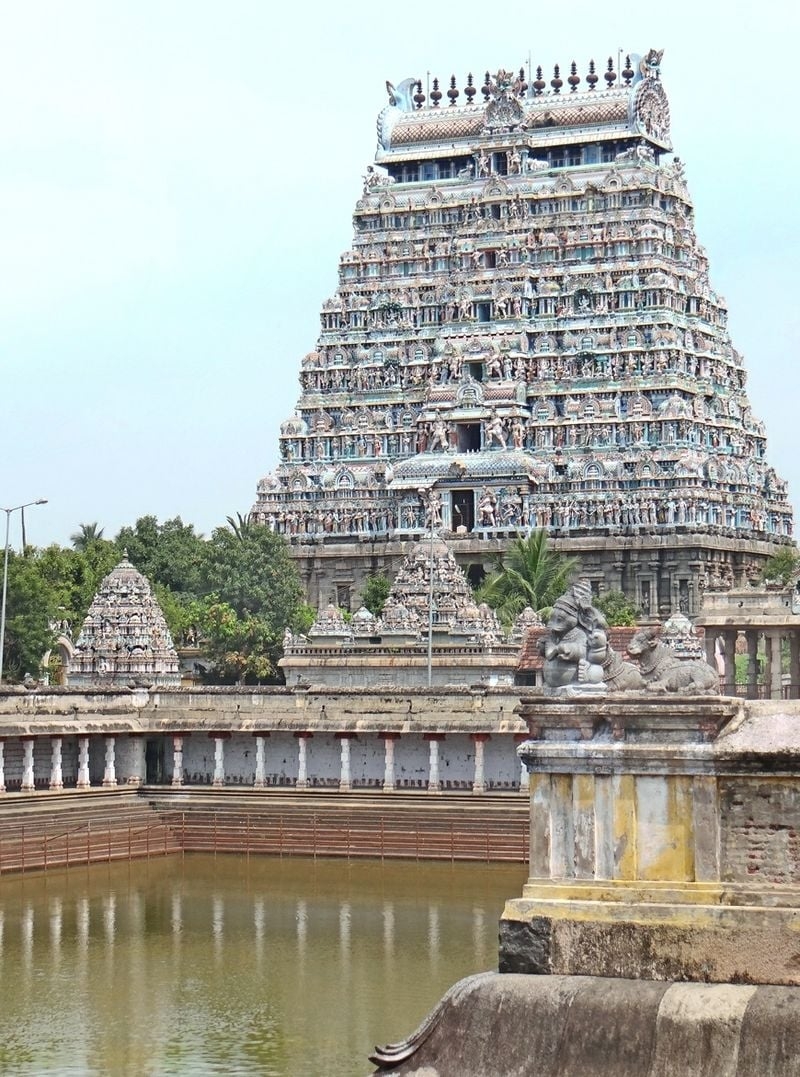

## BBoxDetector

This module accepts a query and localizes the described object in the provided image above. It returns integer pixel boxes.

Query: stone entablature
[0,685,527,737]
[252,49,793,613]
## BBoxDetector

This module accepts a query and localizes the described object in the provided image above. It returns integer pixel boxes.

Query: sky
[1,0,798,548]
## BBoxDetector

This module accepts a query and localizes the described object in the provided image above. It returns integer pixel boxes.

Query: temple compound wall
[252,49,793,616]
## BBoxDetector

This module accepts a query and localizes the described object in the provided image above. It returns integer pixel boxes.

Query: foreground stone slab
[369,972,800,1076]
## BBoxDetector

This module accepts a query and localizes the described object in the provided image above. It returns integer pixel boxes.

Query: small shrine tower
[67,556,180,688]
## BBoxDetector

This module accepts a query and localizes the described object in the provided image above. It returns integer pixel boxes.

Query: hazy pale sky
[2,0,798,547]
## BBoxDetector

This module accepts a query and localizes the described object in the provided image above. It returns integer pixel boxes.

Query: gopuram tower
[252,49,793,618]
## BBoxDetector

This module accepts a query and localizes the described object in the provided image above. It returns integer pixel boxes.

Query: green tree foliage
[475,530,579,627]
[194,602,276,683]
[115,516,206,597]
[4,541,122,679]
[360,573,392,616]
[69,522,104,551]
[199,518,308,683]
[761,548,800,587]
[0,512,310,685]
[1,551,57,679]
[594,590,640,627]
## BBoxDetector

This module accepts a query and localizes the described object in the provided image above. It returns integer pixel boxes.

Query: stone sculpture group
[540,580,719,695]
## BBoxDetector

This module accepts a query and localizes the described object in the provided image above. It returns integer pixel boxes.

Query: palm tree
[475,530,579,627]
[225,512,256,542]
[70,522,104,551]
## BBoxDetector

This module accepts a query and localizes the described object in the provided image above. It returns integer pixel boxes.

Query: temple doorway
[452,490,475,532]
[145,739,166,784]
[456,423,481,451]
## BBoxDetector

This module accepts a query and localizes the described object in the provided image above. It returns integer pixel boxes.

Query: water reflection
[0,855,525,1076]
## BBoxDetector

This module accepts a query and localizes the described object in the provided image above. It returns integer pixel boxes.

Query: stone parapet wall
[370,972,800,1076]
[0,685,527,737]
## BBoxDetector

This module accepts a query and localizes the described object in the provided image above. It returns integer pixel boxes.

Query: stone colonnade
[703,626,800,698]
[0,731,530,795]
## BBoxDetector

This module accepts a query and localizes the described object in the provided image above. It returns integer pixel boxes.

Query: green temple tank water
[0,854,525,1075]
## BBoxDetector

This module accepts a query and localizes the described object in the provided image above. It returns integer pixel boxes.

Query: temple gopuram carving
[68,557,180,688]
[252,49,793,618]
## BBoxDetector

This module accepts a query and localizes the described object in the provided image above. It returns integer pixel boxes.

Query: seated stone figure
[539,581,607,692]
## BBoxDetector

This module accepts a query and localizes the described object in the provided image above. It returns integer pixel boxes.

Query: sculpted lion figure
[639,48,664,79]
[627,627,719,694]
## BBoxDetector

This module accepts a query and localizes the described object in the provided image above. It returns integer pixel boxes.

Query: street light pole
[0,499,48,685]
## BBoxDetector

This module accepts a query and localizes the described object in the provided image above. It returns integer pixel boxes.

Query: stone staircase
[0,787,528,874]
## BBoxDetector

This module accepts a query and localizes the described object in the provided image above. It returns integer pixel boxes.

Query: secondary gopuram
[251,48,793,617]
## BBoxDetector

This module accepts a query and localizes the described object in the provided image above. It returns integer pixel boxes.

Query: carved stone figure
[539,581,607,692]
[601,645,646,692]
[627,627,719,694]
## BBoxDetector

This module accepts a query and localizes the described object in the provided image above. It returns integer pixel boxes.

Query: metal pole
[0,500,47,685]
[0,509,11,685]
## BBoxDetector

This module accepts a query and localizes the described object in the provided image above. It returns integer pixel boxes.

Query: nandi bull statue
[627,626,719,694]
[539,580,644,695]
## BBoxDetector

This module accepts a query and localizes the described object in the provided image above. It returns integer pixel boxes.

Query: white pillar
[102,736,117,787]
[382,736,396,792]
[427,737,441,794]
[338,736,352,792]
[76,736,91,789]
[519,758,530,794]
[49,737,63,790]
[0,741,6,794]
[212,737,226,787]
[254,736,266,788]
[472,736,486,795]
[171,736,184,786]
[296,734,309,790]
[21,738,35,792]
[127,737,146,786]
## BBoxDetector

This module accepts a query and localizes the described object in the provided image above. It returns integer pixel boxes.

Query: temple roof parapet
[376,50,670,165]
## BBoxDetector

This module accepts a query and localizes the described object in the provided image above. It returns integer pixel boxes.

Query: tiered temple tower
[252,49,793,618]
[68,556,180,687]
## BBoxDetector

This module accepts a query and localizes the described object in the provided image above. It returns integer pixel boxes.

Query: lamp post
[0,499,48,684]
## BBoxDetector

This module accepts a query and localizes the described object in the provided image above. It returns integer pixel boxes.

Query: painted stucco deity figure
[478,489,497,527]
[429,418,449,452]
[423,489,443,528]
[486,413,507,449]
